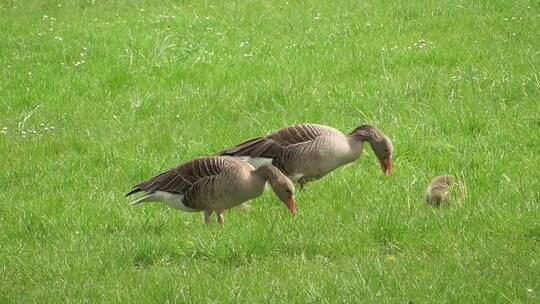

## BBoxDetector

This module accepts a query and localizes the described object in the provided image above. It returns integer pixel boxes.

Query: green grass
[1,0,539,302]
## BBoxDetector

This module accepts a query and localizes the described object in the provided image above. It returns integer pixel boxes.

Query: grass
[1,0,539,302]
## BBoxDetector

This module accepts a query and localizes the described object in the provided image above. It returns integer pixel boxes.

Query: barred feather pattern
[218,123,391,187]
[127,157,244,210]
[219,124,338,175]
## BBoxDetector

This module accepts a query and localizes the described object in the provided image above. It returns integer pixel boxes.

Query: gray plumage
[425,175,466,207]
[126,156,297,225]
[219,123,393,188]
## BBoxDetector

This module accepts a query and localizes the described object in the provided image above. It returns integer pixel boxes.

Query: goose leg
[298,177,313,191]
[298,175,321,190]
[216,210,225,226]
[204,210,213,225]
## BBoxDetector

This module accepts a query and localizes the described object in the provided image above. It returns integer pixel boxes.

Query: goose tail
[130,194,158,207]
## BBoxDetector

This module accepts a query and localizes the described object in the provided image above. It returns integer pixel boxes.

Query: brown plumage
[219,123,393,188]
[126,156,297,225]
[425,175,466,207]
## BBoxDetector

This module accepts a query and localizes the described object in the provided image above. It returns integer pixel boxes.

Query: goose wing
[126,157,234,196]
[219,124,333,158]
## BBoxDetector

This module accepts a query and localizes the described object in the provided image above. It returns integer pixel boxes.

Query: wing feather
[126,157,233,196]
[218,124,332,158]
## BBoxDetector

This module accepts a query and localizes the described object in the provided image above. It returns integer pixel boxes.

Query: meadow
[1,0,539,302]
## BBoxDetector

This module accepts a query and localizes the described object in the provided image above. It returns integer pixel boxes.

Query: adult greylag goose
[425,175,466,207]
[218,124,393,188]
[126,156,297,225]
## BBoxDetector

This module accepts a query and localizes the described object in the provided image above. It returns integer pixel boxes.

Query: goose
[125,156,297,225]
[425,175,466,207]
[218,124,393,189]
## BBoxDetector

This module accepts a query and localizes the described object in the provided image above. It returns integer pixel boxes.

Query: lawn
[1,0,539,302]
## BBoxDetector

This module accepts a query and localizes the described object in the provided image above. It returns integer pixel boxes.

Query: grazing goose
[218,124,393,188]
[126,156,297,225]
[425,175,466,207]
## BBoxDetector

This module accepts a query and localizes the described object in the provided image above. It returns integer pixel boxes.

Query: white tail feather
[130,194,158,206]
[129,191,196,212]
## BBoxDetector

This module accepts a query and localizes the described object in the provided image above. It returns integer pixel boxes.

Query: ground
[1,0,539,302]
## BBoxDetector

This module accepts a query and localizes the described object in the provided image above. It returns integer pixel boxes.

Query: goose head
[371,134,393,176]
[257,165,297,215]
[350,125,393,176]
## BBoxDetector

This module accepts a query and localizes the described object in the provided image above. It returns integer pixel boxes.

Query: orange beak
[286,197,297,216]
[382,159,393,176]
